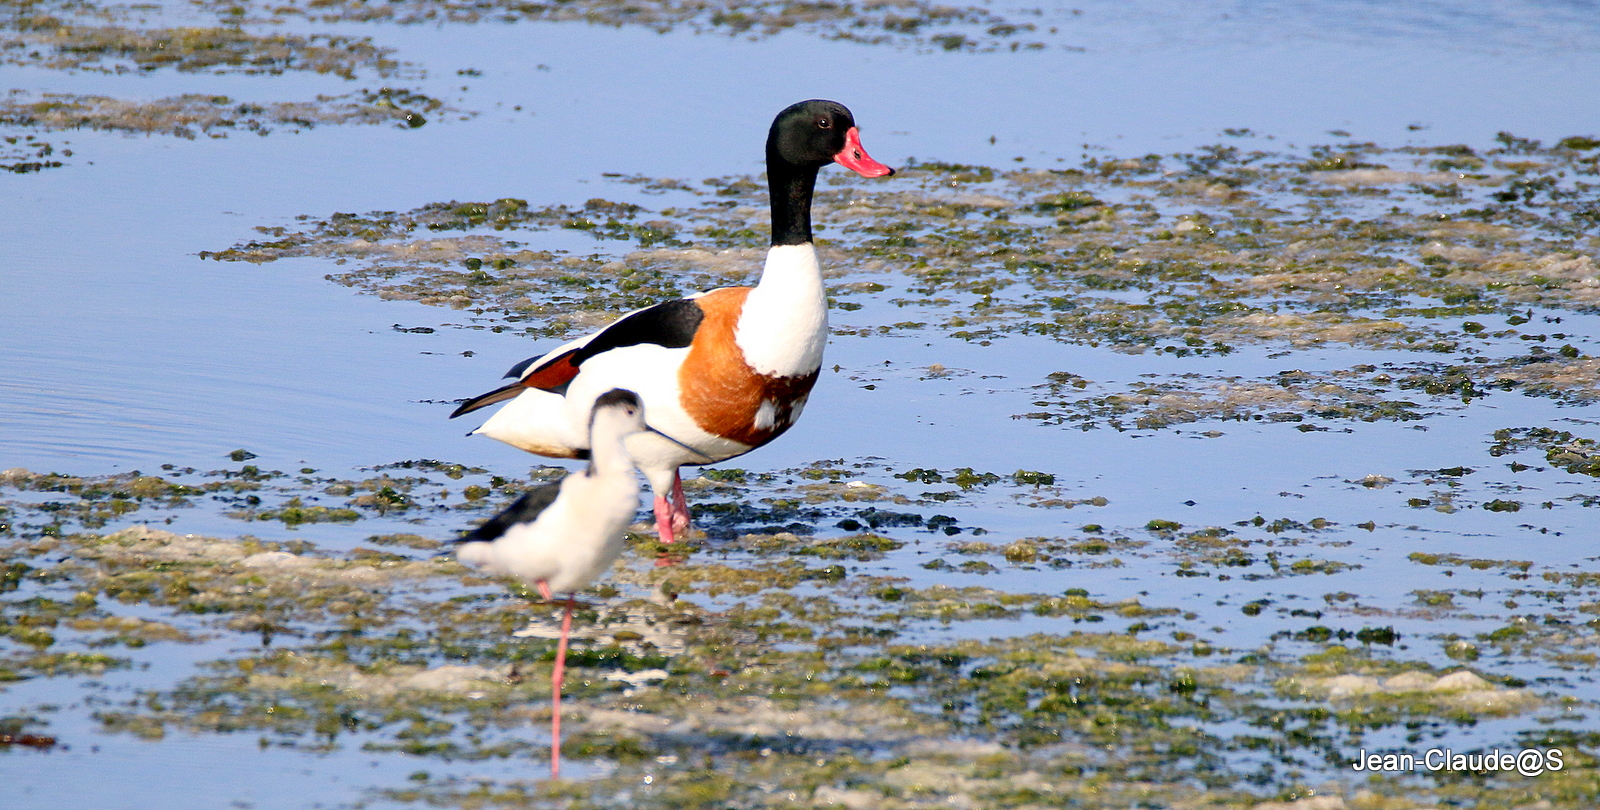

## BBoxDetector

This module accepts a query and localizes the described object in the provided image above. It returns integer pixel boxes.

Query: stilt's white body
[453,469,637,594]
[455,402,644,593]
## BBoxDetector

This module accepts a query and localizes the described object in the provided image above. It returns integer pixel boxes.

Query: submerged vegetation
[0,88,451,138]
[0,18,402,77]
[3,355,1597,805]
[0,0,450,159]
[0,130,64,172]
[0,0,1052,167]
[186,0,1051,50]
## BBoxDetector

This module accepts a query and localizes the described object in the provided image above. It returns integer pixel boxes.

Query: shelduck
[451,99,894,543]
[448,388,707,779]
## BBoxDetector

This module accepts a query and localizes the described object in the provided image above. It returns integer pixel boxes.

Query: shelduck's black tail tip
[449,381,526,419]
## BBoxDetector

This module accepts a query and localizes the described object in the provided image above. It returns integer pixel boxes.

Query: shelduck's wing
[450,482,564,545]
[502,354,541,379]
[449,297,707,418]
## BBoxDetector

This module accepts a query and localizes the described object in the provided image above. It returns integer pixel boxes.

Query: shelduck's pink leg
[669,471,692,534]
[652,495,677,544]
[536,582,571,780]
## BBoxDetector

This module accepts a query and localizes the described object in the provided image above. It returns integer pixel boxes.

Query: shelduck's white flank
[734,244,828,378]
[472,386,586,459]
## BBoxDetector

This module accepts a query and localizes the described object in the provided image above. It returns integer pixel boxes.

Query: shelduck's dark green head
[766,100,894,246]
[767,99,894,177]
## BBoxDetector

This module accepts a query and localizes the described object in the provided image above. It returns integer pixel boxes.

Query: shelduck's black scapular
[451,100,895,543]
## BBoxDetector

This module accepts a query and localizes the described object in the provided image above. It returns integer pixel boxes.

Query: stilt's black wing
[450,481,563,545]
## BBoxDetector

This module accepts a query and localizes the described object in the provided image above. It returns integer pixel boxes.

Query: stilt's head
[591,389,715,464]
[589,388,649,438]
[768,100,894,178]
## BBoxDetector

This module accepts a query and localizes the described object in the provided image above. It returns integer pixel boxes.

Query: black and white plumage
[449,100,894,546]
[447,388,706,779]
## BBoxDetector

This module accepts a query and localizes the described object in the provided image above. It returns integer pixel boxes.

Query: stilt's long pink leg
[550,594,573,779]
[535,582,571,779]
[669,471,692,534]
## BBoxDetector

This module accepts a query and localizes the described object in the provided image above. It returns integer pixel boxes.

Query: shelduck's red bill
[834,127,894,177]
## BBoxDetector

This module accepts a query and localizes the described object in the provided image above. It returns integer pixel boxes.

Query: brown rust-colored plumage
[522,352,582,391]
[678,288,820,447]
[449,353,582,420]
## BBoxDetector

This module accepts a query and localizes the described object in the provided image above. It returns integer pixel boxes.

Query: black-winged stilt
[449,388,706,778]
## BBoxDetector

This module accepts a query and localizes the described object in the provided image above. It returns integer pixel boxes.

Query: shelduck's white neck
[735,243,828,377]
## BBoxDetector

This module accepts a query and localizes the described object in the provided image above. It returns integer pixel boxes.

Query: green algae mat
[4,429,1600,807]
[0,0,1050,172]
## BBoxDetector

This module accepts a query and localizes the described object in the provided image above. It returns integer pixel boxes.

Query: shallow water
[5,2,1600,808]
